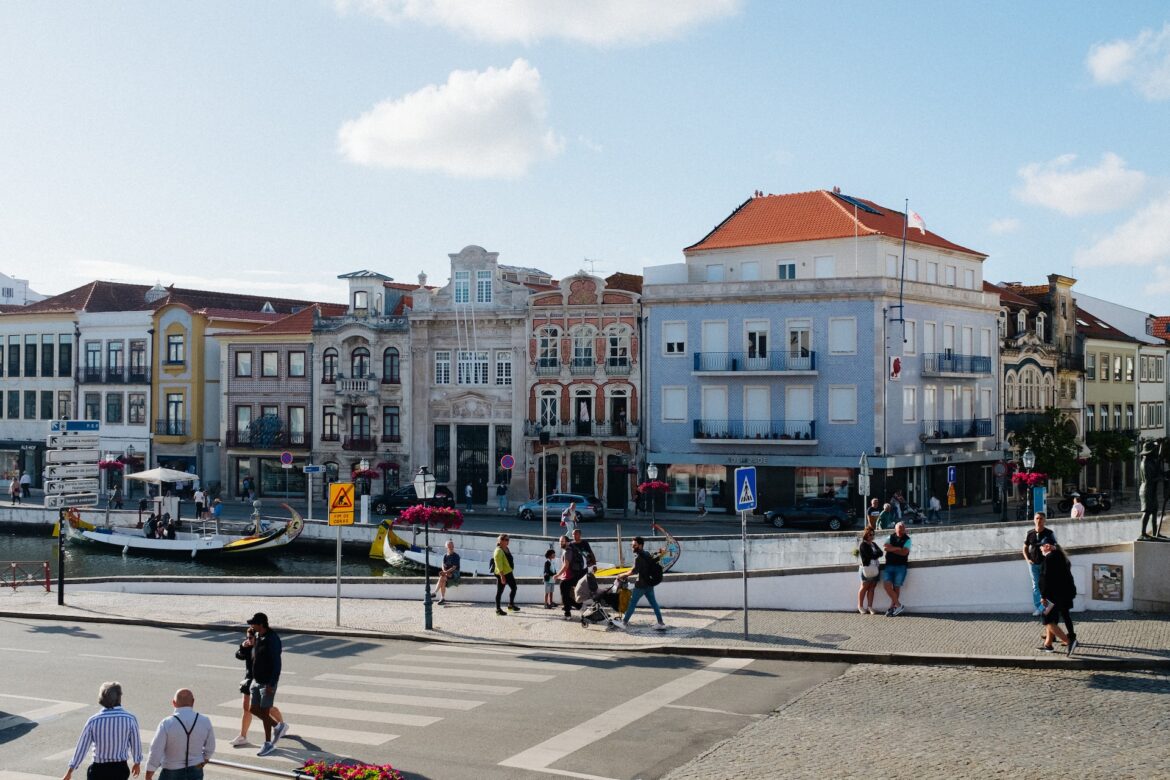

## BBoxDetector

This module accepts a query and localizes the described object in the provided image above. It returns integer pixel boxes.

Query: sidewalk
[3,586,1167,671]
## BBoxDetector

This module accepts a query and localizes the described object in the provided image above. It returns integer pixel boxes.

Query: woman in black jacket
[856,527,883,615]
[1038,542,1078,655]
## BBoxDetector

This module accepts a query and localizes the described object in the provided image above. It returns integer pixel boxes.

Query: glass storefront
[259,458,306,498]
[664,464,725,511]
[795,467,853,500]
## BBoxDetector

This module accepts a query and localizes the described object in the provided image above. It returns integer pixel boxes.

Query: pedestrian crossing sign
[329,482,355,525]
[734,467,757,512]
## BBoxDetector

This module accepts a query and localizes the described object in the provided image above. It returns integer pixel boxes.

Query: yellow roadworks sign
[329,482,355,526]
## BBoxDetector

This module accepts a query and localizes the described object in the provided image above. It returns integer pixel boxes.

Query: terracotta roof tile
[986,281,1038,308]
[605,272,643,293]
[1148,315,1170,343]
[685,190,984,256]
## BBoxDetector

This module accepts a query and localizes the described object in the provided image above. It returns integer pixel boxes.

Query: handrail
[0,561,51,591]
[206,757,308,777]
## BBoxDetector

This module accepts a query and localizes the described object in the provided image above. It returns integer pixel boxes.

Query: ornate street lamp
[413,466,437,630]
[1022,448,1036,519]
[647,463,658,529]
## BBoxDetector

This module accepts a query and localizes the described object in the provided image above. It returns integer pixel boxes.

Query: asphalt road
[0,618,845,780]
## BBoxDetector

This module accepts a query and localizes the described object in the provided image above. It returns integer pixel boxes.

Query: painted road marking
[276,684,483,710]
[77,653,164,663]
[499,657,753,776]
[0,648,50,654]
[0,695,86,732]
[387,652,585,672]
[664,703,763,718]
[353,662,553,683]
[204,713,397,746]
[420,644,616,662]
[217,700,440,728]
[316,672,520,696]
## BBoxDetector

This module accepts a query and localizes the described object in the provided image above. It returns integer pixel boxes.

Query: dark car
[764,497,856,531]
[516,493,605,521]
[371,484,456,515]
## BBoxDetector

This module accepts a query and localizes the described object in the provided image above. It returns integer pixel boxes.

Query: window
[1036,313,1046,342]
[258,351,277,377]
[740,261,760,281]
[813,255,835,278]
[24,334,37,377]
[1127,405,1135,430]
[926,261,938,284]
[382,405,401,442]
[7,335,19,377]
[828,318,856,354]
[997,310,1008,339]
[1086,405,1096,433]
[6,390,17,419]
[571,329,594,368]
[84,392,100,420]
[42,334,55,377]
[1157,356,1166,382]
[606,329,630,367]
[454,270,470,303]
[538,388,559,426]
[350,407,370,439]
[457,350,488,384]
[906,257,919,281]
[163,334,184,364]
[788,320,811,358]
[495,350,511,385]
[662,387,687,422]
[944,266,956,287]
[39,390,52,419]
[382,348,400,383]
[434,351,451,384]
[903,386,917,422]
[537,326,560,369]
[1126,356,1135,382]
[165,394,185,435]
[476,270,492,303]
[1113,355,1122,382]
[1085,353,1096,380]
[289,351,305,378]
[106,341,122,378]
[778,261,796,279]
[129,340,146,379]
[886,254,898,278]
[1114,404,1122,431]
[828,386,857,423]
[663,322,686,355]
[904,321,917,355]
[58,391,71,420]
[0,345,4,378]
[353,290,368,312]
[963,269,975,289]
[288,407,306,445]
[351,347,369,378]
[58,334,72,377]
[322,348,337,382]
[85,341,101,379]
[128,393,145,424]
[105,393,123,423]
[705,264,724,282]
[322,409,338,440]
[434,425,450,484]
[745,320,768,359]
[235,351,252,377]
[234,406,252,443]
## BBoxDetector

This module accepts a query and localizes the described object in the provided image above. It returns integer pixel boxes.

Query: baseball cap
[247,612,269,627]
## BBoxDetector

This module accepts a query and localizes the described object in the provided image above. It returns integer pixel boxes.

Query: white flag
[908,210,926,234]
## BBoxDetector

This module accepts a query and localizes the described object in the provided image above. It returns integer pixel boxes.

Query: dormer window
[1036,313,1046,342]
[454,271,470,303]
[997,310,1008,339]
[476,270,492,303]
[353,290,368,313]
[1016,310,1027,335]
[261,302,275,313]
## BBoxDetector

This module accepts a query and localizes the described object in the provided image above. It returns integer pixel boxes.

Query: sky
[4,2,1170,313]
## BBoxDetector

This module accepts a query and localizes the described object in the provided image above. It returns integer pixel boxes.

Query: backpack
[568,544,587,575]
[644,553,664,587]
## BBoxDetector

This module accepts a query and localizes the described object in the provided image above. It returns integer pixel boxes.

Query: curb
[4,609,1167,673]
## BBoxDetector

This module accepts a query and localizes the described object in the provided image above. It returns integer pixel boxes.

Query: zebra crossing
[6,642,618,778]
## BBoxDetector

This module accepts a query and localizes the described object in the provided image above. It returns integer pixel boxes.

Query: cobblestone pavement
[662,664,1170,780]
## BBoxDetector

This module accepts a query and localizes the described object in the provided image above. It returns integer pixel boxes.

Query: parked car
[764,497,856,531]
[371,484,456,515]
[517,493,605,521]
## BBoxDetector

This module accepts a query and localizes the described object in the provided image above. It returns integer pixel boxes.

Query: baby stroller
[574,570,625,630]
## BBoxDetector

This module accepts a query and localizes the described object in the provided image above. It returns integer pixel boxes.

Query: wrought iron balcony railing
[693,351,817,373]
[692,419,816,441]
[155,419,187,436]
[922,418,993,439]
[922,353,993,375]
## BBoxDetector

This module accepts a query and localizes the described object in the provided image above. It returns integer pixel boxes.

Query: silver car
[516,493,606,521]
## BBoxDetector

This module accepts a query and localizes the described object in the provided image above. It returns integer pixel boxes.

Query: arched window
[1036,313,1046,343]
[1016,310,1027,335]
[351,347,370,378]
[382,347,400,384]
[1005,369,1018,409]
[322,348,338,383]
[570,325,596,372]
[997,310,1008,339]
[538,387,560,427]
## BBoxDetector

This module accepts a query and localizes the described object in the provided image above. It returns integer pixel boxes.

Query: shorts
[1041,604,1067,626]
[250,682,277,709]
[544,581,555,594]
[881,565,908,588]
[859,569,880,584]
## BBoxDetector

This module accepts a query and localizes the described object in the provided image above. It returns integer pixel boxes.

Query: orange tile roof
[685,190,984,257]
[1149,315,1170,343]
[1076,305,1140,343]
[986,281,1038,308]
[605,272,643,293]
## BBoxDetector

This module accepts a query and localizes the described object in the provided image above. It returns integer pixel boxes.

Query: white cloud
[987,217,1021,235]
[336,0,741,46]
[577,135,603,154]
[338,58,564,179]
[1087,23,1170,100]
[1015,152,1146,216]
[1074,192,1170,268]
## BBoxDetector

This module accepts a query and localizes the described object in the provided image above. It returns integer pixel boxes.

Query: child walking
[543,548,557,609]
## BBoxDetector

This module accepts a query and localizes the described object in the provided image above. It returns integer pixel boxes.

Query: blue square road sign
[734,467,758,512]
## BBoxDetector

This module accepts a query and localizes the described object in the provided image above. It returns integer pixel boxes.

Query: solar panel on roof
[832,193,883,215]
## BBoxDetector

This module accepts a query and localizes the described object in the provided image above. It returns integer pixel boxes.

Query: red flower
[1011,471,1048,487]
[638,480,670,493]
[394,504,464,530]
[98,460,125,470]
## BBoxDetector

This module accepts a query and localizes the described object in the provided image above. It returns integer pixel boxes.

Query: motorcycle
[1057,491,1112,515]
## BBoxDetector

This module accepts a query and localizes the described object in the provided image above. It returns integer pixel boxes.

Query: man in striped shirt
[63,681,142,780]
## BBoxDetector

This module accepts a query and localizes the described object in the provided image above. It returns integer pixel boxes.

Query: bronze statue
[1141,439,1165,539]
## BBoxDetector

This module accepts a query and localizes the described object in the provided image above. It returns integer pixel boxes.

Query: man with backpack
[617,536,667,631]
[556,534,584,620]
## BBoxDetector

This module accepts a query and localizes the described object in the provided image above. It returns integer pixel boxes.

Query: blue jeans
[498,495,507,511]
[623,585,663,623]
[927,508,941,523]
[1029,562,1043,611]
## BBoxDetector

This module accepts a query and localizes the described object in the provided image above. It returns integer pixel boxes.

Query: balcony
[1004,413,1047,434]
[320,432,340,442]
[523,420,639,439]
[604,358,631,376]
[1058,351,1085,372]
[569,357,595,375]
[692,419,816,443]
[922,418,993,440]
[226,429,311,448]
[922,353,993,376]
[535,359,560,377]
[80,367,103,384]
[127,369,150,384]
[693,351,817,374]
[382,433,402,444]
[335,377,378,394]
[342,436,377,451]
[155,419,187,436]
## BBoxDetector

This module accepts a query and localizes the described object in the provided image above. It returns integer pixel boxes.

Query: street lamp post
[647,463,658,530]
[1022,447,1036,519]
[413,466,437,631]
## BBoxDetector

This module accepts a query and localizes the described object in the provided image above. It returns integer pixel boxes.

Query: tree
[1085,430,1135,492]
[1010,408,1081,481]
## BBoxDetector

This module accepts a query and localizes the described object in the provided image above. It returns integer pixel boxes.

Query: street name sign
[46,464,99,479]
[49,420,100,433]
[45,479,100,494]
[45,493,98,510]
[303,464,324,474]
[44,422,101,509]
[47,434,100,449]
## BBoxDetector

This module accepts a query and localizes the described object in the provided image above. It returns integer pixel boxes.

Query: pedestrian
[10,474,20,505]
[62,681,142,780]
[144,688,214,780]
[927,494,941,524]
[496,480,508,512]
[464,482,473,511]
[696,485,707,517]
[865,498,880,529]
[617,535,668,630]
[109,485,124,511]
[881,521,911,616]
[20,469,31,498]
[876,502,896,530]
[492,534,519,616]
[890,490,907,521]
[1022,512,1057,616]
[1039,541,1078,655]
[193,487,205,520]
[560,501,580,535]
[232,625,286,748]
[856,527,883,614]
[542,548,557,609]
[210,498,223,525]
[571,528,596,570]
[1069,495,1085,520]
[436,540,460,605]
[556,534,584,620]
[245,612,285,757]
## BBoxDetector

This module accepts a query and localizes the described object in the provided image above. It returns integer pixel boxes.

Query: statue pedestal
[1133,540,1170,613]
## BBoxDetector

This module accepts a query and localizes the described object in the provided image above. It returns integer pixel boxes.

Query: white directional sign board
[44,422,102,509]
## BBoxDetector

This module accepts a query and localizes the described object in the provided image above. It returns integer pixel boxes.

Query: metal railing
[0,561,50,591]
[693,419,816,440]
[154,419,187,436]
[922,353,993,374]
[342,436,377,451]
[569,357,595,375]
[604,359,631,376]
[320,432,340,442]
[535,359,560,376]
[524,421,638,438]
[921,418,993,439]
[226,430,311,448]
[1058,351,1085,372]
[693,351,817,372]
[382,433,402,444]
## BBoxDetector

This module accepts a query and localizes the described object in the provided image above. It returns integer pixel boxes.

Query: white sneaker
[257,741,275,757]
[653,622,668,631]
[612,619,627,630]
[230,735,248,747]
[273,721,289,743]
[1032,609,1043,616]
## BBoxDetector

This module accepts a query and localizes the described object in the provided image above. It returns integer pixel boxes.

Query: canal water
[0,526,419,578]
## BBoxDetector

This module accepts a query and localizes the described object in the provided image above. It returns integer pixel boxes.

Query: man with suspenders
[145,689,215,779]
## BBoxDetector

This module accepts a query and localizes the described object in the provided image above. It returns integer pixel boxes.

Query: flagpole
[896,198,908,326]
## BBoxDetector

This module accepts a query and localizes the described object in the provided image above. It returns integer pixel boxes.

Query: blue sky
[4,2,1170,313]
